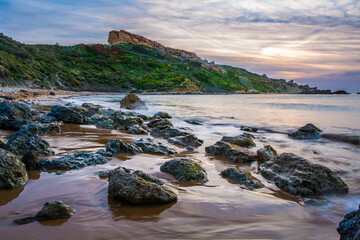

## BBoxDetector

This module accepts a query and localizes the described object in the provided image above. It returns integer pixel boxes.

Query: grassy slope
[0,33,302,93]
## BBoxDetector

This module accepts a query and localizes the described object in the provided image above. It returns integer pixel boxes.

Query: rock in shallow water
[0,149,28,189]
[108,167,177,204]
[259,153,349,197]
[21,151,39,170]
[221,134,256,148]
[0,137,7,148]
[150,126,188,138]
[220,168,264,190]
[120,93,148,110]
[0,117,29,131]
[153,111,172,119]
[106,139,143,156]
[160,158,208,183]
[134,138,178,155]
[337,206,360,240]
[167,134,203,149]
[256,145,277,164]
[50,105,87,124]
[205,141,255,163]
[288,123,321,140]
[0,101,32,120]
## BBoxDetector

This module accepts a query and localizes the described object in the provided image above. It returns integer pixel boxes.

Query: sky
[0,0,360,92]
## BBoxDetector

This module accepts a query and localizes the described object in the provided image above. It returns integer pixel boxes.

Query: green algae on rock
[0,149,28,189]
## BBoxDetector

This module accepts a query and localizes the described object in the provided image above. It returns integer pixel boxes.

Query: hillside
[0,31,326,93]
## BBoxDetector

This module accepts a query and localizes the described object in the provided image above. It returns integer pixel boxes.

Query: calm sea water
[1,94,359,240]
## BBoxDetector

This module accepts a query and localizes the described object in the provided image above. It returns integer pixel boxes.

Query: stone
[120,93,148,110]
[0,136,7,148]
[79,107,102,118]
[257,145,277,163]
[134,138,178,155]
[36,122,61,135]
[49,91,56,96]
[36,114,59,124]
[220,168,264,190]
[0,101,32,120]
[185,120,203,125]
[241,126,258,132]
[128,124,148,134]
[89,115,115,129]
[221,134,256,148]
[50,105,87,124]
[39,152,110,170]
[108,167,177,204]
[21,151,39,170]
[205,141,255,163]
[112,115,143,130]
[154,112,172,119]
[167,134,203,149]
[288,123,321,140]
[0,117,29,131]
[0,149,28,189]
[337,206,360,240]
[36,201,73,220]
[160,158,208,183]
[106,139,143,156]
[259,153,349,197]
[95,150,113,157]
[147,118,173,128]
[150,126,188,138]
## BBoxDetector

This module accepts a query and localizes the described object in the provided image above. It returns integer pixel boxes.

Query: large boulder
[0,117,29,131]
[220,168,264,190]
[259,153,349,197]
[256,145,277,163]
[221,134,256,148]
[39,152,110,171]
[50,105,87,124]
[205,141,255,163]
[120,94,148,110]
[337,206,360,240]
[108,167,177,204]
[0,149,28,189]
[134,138,178,155]
[105,139,143,156]
[0,101,32,120]
[288,123,321,139]
[160,158,208,183]
[167,134,203,149]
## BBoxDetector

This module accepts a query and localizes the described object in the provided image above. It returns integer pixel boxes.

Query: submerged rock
[120,93,148,110]
[220,168,264,190]
[259,153,349,197]
[288,123,321,140]
[167,134,203,149]
[205,141,255,163]
[160,158,208,183]
[322,133,360,146]
[337,206,360,240]
[106,139,143,156]
[0,149,28,189]
[154,112,172,119]
[108,167,177,204]
[241,126,258,132]
[39,152,110,170]
[21,151,39,170]
[0,101,32,120]
[257,145,277,163]
[134,138,178,155]
[50,105,87,124]
[185,120,202,125]
[221,134,256,148]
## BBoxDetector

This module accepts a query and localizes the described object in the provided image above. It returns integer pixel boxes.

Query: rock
[36,114,59,124]
[95,150,113,157]
[36,200,73,220]
[147,118,173,128]
[21,151,39,170]
[112,115,144,130]
[0,149,28,189]
[0,137,7,148]
[185,120,202,125]
[160,158,208,183]
[337,206,360,240]
[36,122,61,135]
[150,126,188,138]
[133,170,165,185]
[5,124,53,156]
[39,152,110,170]
[288,123,321,140]
[322,134,360,146]
[241,126,258,132]
[128,124,148,134]
[333,90,349,94]
[98,170,110,179]
[0,101,32,120]
[259,153,349,197]
[154,112,172,119]
[79,107,102,118]
[108,167,177,204]
[134,138,178,154]
[167,134,203,149]
[106,139,143,156]
[205,141,255,163]
[257,145,277,163]
[50,105,87,124]
[89,115,115,129]
[49,91,56,96]
[220,168,264,190]
[0,117,29,131]
[120,93,148,110]
[221,134,256,148]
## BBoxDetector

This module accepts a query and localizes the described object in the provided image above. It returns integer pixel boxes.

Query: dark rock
[39,152,110,170]
[112,115,144,130]
[106,139,143,156]
[0,149,28,189]
[154,112,172,119]
[0,101,32,120]
[259,153,349,197]
[50,105,87,124]
[220,168,264,190]
[241,126,258,132]
[98,170,110,179]
[221,134,256,148]
[205,141,255,163]
[128,124,148,134]
[134,138,177,154]
[289,123,321,139]
[89,115,115,129]
[147,118,173,128]
[36,114,59,124]
[79,107,102,118]
[108,167,177,204]
[337,206,360,240]
[21,151,39,170]
[133,170,165,185]
[160,158,208,183]
[120,93,148,110]
[167,134,203,149]
[95,150,113,157]
[257,145,277,163]
[49,91,56,96]
[333,90,349,94]
[322,134,360,146]
[0,95,14,100]
[36,122,61,135]
[150,126,188,138]
[0,117,29,131]
[0,137,7,148]
[36,201,73,220]
[185,120,202,125]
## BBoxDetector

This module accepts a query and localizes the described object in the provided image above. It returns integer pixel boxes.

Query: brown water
[1,94,360,239]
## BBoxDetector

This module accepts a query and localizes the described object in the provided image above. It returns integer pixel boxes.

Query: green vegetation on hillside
[0,33,304,93]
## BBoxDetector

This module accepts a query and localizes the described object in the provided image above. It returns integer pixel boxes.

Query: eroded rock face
[39,152,110,170]
[120,94,148,110]
[221,134,256,148]
[337,206,360,240]
[106,139,143,156]
[50,105,87,124]
[0,149,28,189]
[220,168,264,190]
[160,158,208,183]
[134,138,177,155]
[167,134,203,149]
[108,167,177,204]
[257,145,277,164]
[36,201,74,220]
[288,123,321,139]
[259,153,349,197]
[0,101,32,120]
[205,141,255,163]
